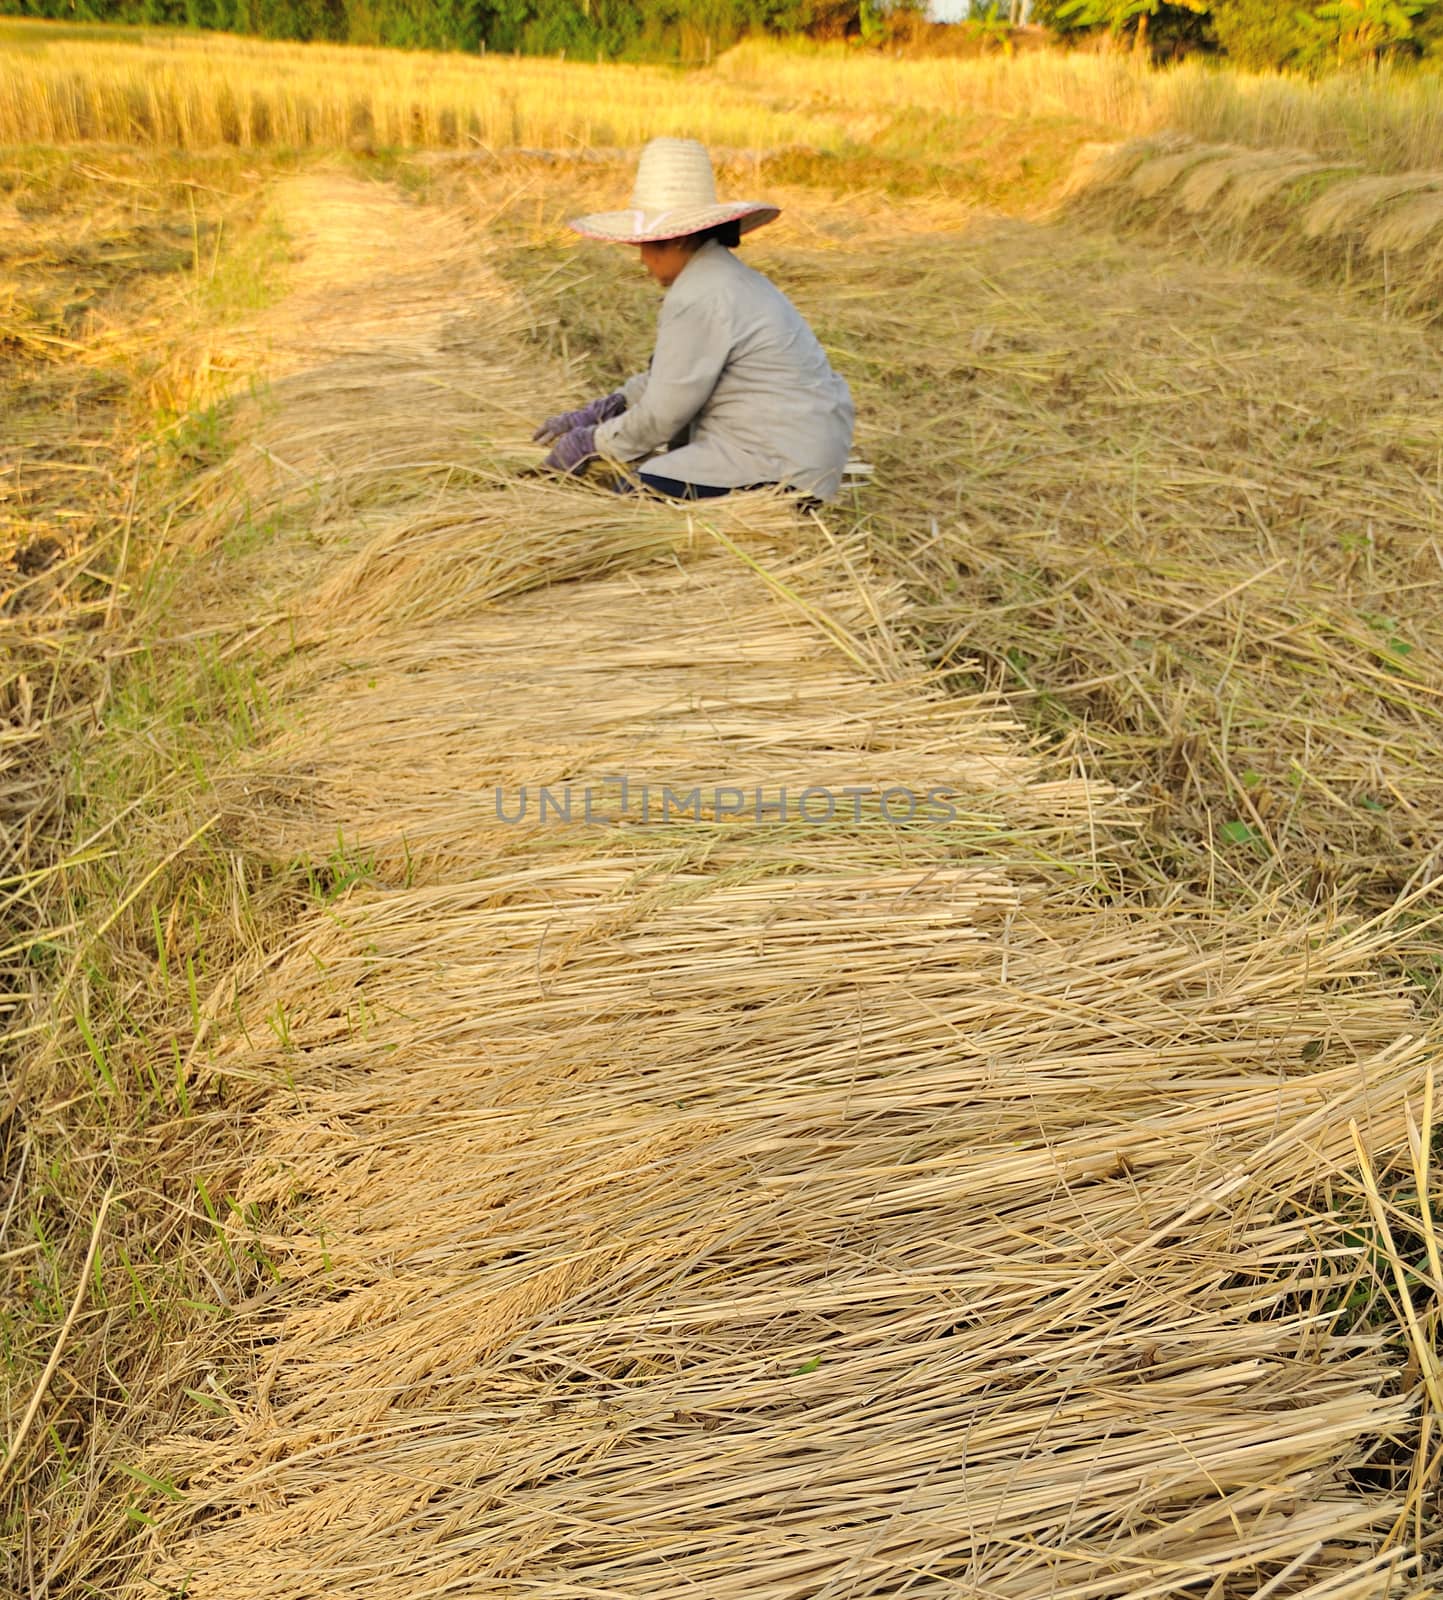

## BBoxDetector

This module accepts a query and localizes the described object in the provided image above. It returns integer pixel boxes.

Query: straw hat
[569,137,779,245]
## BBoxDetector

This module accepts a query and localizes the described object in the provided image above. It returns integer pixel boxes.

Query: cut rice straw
[91,173,1441,1600]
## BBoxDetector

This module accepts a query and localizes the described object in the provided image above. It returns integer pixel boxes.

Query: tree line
[6,0,885,56]
[1030,0,1443,66]
[2,0,1439,66]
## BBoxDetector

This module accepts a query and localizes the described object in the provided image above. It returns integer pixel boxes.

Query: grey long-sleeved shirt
[594,240,854,501]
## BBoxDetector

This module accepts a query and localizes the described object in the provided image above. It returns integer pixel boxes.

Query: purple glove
[532,391,626,445]
[542,423,598,476]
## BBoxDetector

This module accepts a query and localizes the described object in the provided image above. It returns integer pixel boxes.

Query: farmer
[533,137,854,503]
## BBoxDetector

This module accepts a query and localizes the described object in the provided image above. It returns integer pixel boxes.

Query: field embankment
[0,146,295,1593]
[0,143,285,1115]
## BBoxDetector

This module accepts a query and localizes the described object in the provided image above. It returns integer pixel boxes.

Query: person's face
[638,237,696,287]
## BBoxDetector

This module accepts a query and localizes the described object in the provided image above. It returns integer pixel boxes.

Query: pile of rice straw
[118,175,1438,1600]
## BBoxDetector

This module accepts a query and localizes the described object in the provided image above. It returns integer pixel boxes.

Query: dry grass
[0,149,301,1597]
[0,146,270,1055]
[718,40,1443,173]
[5,168,1428,1600]
[35,175,1419,1599]
[469,154,1443,928]
[141,818,1440,1597]
[6,103,1443,1600]
[1066,134,1443,319]
[0,20,845,154]
[6,19,1443,182]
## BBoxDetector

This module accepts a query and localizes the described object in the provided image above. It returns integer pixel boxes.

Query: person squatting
[533,137,855,505]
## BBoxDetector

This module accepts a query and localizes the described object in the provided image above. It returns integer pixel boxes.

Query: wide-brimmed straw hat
[569,137,779,245]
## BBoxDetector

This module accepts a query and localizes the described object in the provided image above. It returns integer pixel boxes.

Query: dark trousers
[620,472,819,513]
[632,472,773,500]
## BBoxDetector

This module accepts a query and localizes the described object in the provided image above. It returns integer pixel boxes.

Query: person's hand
[532,391,626,445]
[542,424,598,475]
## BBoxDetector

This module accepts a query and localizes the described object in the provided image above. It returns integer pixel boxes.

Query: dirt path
[138,175,1432,1600]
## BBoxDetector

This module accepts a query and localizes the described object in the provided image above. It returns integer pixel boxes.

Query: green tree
[1309,0,1427,61]
[340,0,490,48]
[1044,0,1209,52]
[1415,0,1443,51]
[1209,0,1315,66]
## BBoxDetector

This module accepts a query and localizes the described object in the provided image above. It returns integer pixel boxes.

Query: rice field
[4,18,1443,171]
[718,38,1443,171]
[4,22,1443,1600]
[0,21,847,153]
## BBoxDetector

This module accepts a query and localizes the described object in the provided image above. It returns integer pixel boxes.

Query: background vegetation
[5,19,1443,177]
[2,0,1442,64]
[1036,0,1443,66]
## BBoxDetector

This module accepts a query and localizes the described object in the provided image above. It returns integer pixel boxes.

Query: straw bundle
[145,836,1432,1596]
[104,174,1438,1600]
[1301,174,1443,243]
[1126,142,1224,201]
[1174,145,1330,217]
[1215,155,1346,223]
[1355,188,1443,258]
[1066,137,1443,317]
[239,542,1123,883]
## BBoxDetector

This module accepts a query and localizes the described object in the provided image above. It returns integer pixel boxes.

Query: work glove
[532,391,626,445]
[542,423,598,476]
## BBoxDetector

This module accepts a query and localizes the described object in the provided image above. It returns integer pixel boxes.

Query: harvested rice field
[4,30,1443,1600]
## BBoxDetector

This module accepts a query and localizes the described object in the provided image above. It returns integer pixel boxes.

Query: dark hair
[686,219,741,250]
